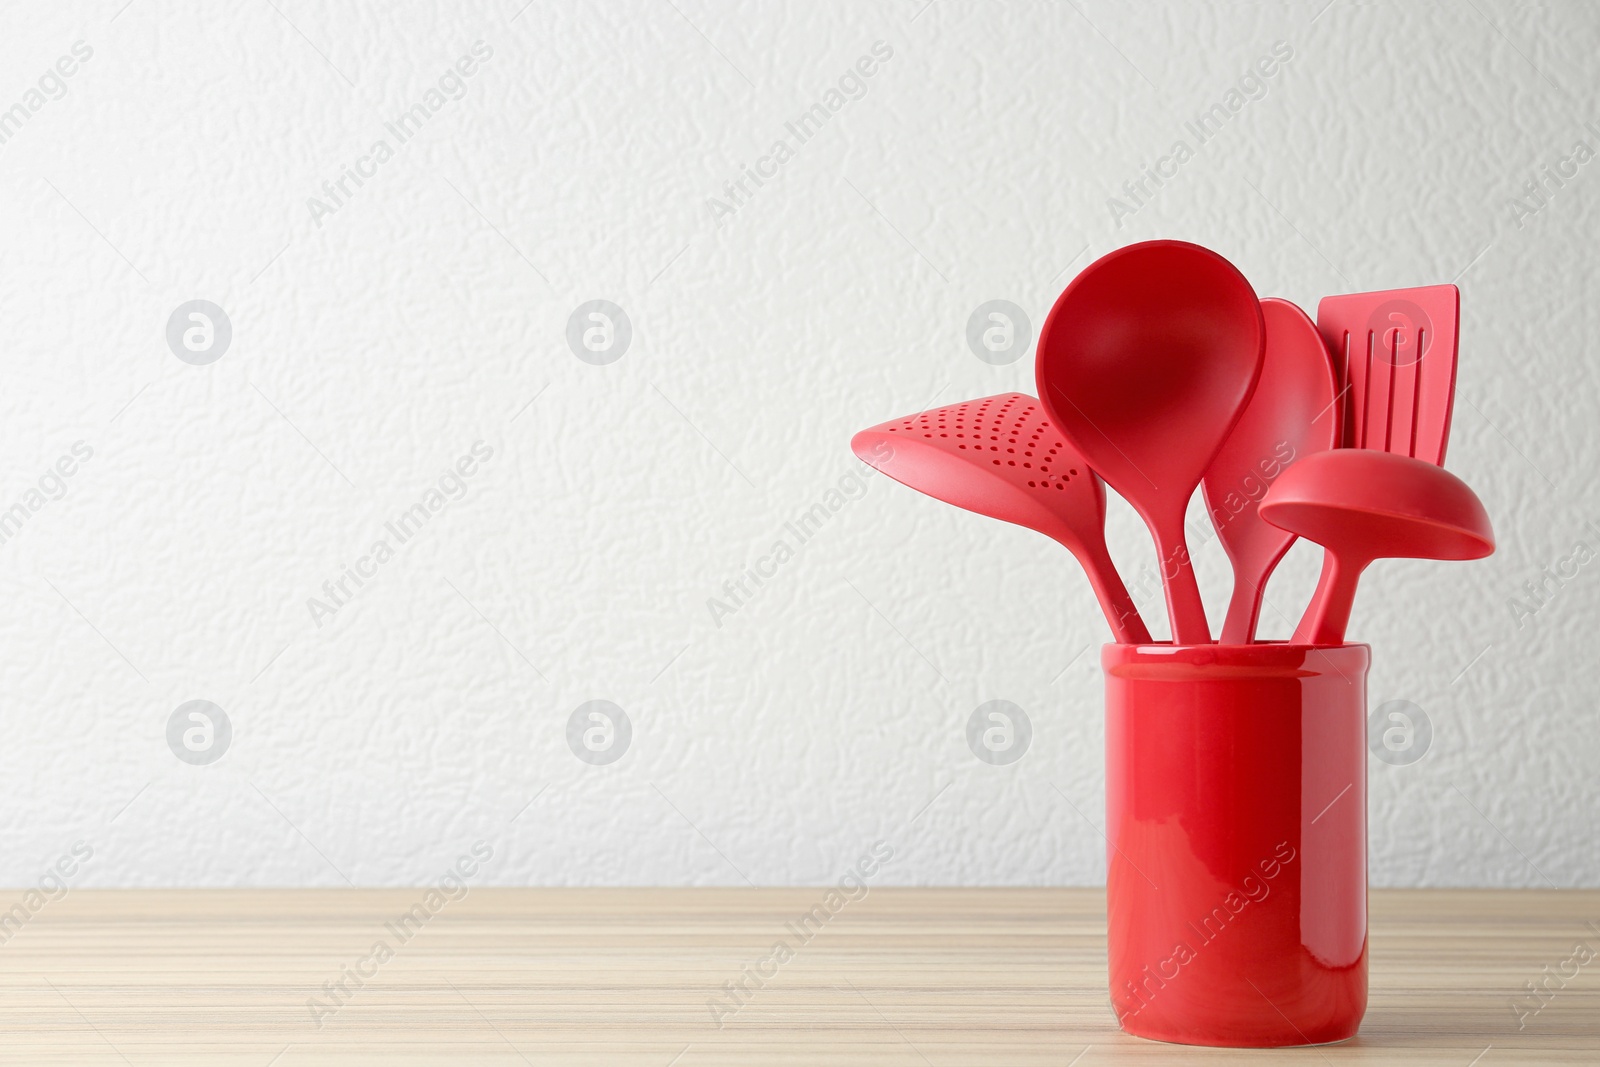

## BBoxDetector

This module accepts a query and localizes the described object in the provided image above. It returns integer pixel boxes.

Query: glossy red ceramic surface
[1103,642,1370,1047]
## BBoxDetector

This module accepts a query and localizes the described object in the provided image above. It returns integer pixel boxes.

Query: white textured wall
[0,0,1595,889]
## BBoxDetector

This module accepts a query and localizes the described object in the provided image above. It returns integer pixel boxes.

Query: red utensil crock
[1103,641,1370,1047]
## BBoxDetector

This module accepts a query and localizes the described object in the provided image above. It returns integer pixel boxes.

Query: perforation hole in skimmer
[884,394,1080,492]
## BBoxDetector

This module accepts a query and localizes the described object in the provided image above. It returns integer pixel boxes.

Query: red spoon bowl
[1203,297,1340,644]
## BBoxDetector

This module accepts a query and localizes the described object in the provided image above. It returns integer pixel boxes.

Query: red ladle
[1258,449,1495,646]
[1202,297,1340,644]
[851,393,1151,644]
[1037,241,1265,644]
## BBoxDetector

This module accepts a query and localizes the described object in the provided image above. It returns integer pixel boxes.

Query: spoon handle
[1220,576,1265,646]
[1293,553,1364,645]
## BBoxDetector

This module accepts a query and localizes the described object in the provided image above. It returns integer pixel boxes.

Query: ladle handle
[1152,514,1211,645]
[1293,552,1365,645]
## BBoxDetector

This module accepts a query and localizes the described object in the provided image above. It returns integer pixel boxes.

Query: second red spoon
[1202,297,1340,644]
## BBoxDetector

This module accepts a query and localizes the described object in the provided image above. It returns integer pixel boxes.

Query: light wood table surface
[0,888,1596,1065]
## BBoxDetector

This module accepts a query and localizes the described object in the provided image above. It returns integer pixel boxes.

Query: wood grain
[0,888,1595,1064]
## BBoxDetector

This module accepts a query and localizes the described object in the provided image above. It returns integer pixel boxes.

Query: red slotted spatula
[851,393,1151,644]
[1316,284,1459,464]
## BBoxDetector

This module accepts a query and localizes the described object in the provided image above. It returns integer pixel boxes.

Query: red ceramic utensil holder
[1103,642,1369,1047]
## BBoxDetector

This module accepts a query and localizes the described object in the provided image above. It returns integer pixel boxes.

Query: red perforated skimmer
[851,392,1150,644]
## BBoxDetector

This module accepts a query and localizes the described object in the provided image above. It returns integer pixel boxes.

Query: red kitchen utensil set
[850,239,1496,1049]
[853,240,1491,648]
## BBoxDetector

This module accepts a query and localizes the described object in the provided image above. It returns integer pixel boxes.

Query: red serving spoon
[1258,448,1494,645]
[851,393,1151,644]
[1317,284,1459,463]
[1202,298,1340,644]
[1037,241,1265,644]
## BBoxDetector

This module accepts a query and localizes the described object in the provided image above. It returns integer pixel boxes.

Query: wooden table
[1,889,1596,1064]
